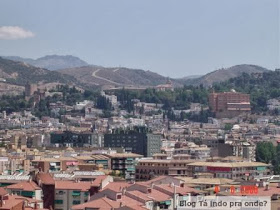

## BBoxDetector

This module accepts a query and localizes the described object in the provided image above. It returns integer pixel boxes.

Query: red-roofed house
[54,176,112,210]
[0,194,44,209]
[5,181,42,201]
[72,176,201,210]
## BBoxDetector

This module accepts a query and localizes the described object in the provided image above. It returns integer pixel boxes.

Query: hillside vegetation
[0,57,82,87]
[57,66,182,87]
[185,65,270,87]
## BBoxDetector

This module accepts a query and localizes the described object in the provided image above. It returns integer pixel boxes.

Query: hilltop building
[209,90,251,118]
[25,83,46,104]
[155,79,174,91]
[25,83,37,100]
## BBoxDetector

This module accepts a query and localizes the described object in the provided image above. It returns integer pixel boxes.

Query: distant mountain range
[0,55,272,93]
[3,55,88,70]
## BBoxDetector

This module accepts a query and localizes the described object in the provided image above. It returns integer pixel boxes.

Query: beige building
[6,180,43,202]
[187,161,271,180]
[136,155,194,180]
[54,176,112,210]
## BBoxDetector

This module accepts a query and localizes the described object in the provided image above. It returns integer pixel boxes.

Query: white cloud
[0,26,35,40]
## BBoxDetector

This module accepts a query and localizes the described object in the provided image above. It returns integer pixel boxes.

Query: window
[73,200,81,205]
[72,191,81,197]
[13,191,21,196]
[21,191,35,197]
[57,190,64,195]
[55,200,63,204]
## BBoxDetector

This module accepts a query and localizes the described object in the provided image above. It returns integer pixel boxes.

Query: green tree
[256,142,276,164]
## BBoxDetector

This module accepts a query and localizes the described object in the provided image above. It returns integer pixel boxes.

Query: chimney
[122,187,126,195]
[120,202,123,207]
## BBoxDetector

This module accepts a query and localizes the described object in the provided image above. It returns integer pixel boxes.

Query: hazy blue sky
[0,0,279,77]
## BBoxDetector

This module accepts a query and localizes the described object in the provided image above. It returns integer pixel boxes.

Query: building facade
[104,128,161,157]
[188,161,271,180]
[209,91,251,118]
[136,155,193,180]
[50,131,95,147]
[106,153,142,181]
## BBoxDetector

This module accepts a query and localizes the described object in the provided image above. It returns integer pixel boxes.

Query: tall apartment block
[104,127,162,157]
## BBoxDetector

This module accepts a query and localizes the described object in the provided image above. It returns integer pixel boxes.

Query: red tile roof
[6,181,41,191]
[90,175,107,187]
[120,195,148,209]
[72,195,147,210]
[147,188,171,202]
[55,181,94,191]
[0,195,43,210]
[144,175,169,185]
[125,190,153,202]
[8,194,42,203]
[0,197,23,209]
[102,182,131,192]
[0,187,8,197]
[72,197,120,210]
[155,184,200,195]
[37,173,55,185]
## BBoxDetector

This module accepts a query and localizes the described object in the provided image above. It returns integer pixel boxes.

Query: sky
[0,0,279,78]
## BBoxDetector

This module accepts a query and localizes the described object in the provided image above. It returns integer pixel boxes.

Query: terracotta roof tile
[55,180,94,191]
[6,181,41,191]
[90,175,107,187]
[0,195,43,209]
[103,182,131,192]
[0,187,8,196]
[146,189,171,202]
[37,173,55,185]
[155,184,198,195]
[72,197,120,210]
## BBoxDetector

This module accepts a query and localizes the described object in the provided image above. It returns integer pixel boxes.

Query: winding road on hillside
[91,69,122,85]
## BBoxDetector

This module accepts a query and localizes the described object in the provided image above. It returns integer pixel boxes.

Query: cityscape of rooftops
[0,0,279,209]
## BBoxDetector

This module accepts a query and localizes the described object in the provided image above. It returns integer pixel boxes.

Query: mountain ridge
[0,55,272,89]
[0,57,83,88]
[3,55,89,70]
[184,64,270,87]
[56,66,182,87]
